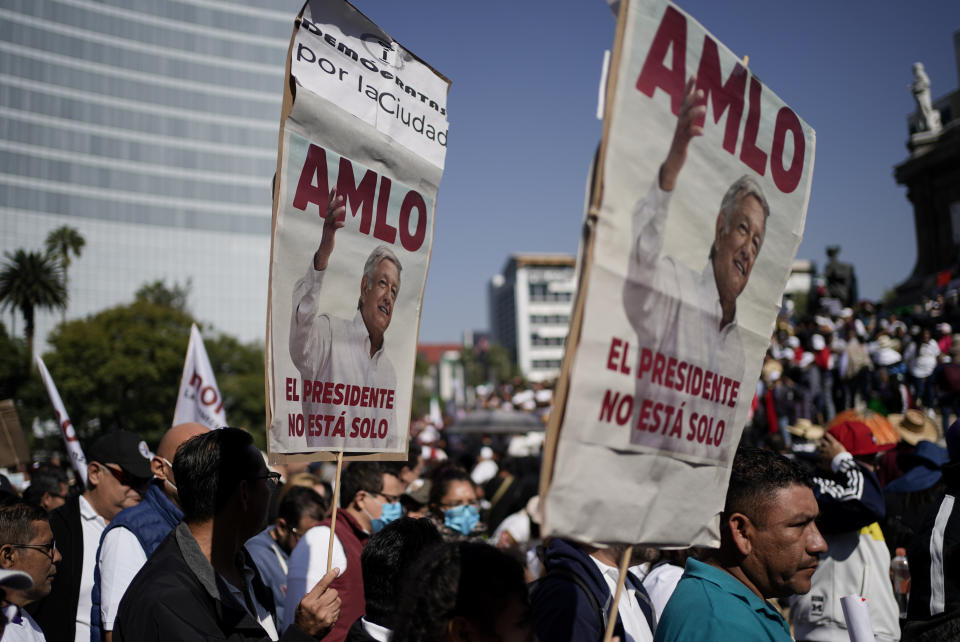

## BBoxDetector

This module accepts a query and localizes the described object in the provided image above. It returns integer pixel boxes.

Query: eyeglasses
[100,464,151,489]
[370,491,401,504]
[10,540,57,561]
[249,472,282,488]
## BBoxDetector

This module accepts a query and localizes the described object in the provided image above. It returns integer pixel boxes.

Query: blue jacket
[531,538,654,641]
[91,482,183,641]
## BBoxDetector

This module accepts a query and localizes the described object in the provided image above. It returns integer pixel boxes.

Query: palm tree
[0,249,66,365]
[45,226,85,323]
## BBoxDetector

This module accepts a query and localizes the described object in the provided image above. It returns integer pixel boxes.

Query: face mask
[371,501,402,533]
[444,504,480,536]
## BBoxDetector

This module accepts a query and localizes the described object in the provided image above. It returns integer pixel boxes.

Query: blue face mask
[444,504,480,536]
[371,501,402,533]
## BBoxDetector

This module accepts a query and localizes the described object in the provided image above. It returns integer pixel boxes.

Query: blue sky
[361,1,960,342]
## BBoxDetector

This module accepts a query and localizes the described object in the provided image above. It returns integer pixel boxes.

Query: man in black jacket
[114,427,340,641]
[30,430,152,642]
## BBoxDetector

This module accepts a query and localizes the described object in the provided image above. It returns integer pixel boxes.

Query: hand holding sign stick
[313,188,347,271]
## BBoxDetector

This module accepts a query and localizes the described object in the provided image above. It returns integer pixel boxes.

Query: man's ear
[150,457,165,480]
[275,517,290,537]
[715,210,726,240]
[351,490,366,511]
[0,544,17,570]
[359,275,369,302]
[726,512,754,557]
[87,462,101,487]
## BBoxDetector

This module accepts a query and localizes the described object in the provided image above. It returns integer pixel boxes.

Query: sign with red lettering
[172,324,225,431]
[267,0,448,460]
[543,0,814,546]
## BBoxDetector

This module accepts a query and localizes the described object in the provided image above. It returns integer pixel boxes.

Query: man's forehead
[31,520,53,541]
[763,484,818,522]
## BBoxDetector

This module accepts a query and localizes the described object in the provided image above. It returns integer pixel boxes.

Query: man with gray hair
[290,188,400,449]
[623,77,768,454]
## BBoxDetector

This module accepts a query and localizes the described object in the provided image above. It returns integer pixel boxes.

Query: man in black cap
[30,430,152,642]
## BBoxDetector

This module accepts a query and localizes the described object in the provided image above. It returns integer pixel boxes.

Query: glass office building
[0,0,303,347]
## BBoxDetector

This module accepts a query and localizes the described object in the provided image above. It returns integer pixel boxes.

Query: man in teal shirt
[655,448,827,641]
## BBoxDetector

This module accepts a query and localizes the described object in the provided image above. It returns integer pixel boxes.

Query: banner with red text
[36,356,88,485]
[544,0,814,546]
[172,324,226,430]
[267,0,448,459]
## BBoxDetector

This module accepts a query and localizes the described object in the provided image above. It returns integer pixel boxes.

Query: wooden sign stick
[602,547,634,642]
[326,450,344,573]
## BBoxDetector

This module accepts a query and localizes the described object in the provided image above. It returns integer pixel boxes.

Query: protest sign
[267,0,449,462]
[542,0,814,546]
[172,324,225,430]
[0,400,31,470]
[36,356,88,484]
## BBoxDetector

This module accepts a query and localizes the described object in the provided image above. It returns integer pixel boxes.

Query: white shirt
[360,617,392,642]
[470,459,498,486]
[624,181,745,461]
[289,265,399,450]
[641,562,685,621]
[590,557,653,642]
[1,608,46,642]
[76,495,106,642]
[98,527,147,630]
[283,525,348,624]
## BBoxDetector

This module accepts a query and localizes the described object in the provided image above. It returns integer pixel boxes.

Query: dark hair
[0,502,48,545]
[428,466,474,508]
[383,440,421,479]
[339,462,388,510]
[23,468,68,508]
[393,541,528,642]
[277,486,326,527]
[362,518,442,628]
[725,447,812,524]
[173,427,258,522]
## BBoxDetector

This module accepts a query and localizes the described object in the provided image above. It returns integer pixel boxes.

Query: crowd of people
[1,296,960,640]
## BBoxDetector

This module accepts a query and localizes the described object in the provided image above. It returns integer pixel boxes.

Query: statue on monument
[911,62,942,134]
[824,245,858,307]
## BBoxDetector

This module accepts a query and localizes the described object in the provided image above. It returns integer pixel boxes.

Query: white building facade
[489,254,576,382]
[0,0,302,347]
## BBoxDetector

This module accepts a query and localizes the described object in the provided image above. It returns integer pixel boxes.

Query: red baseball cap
[828,420,896,456]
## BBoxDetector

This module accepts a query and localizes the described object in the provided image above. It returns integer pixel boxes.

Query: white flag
[172,324,226,430]
[36,356,88,485]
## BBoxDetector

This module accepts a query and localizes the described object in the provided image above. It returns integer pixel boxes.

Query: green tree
[135,279,191,313]
[460,342,522,387]
[44,226,85,323]
[42,299,193,445]
[36,293,268,449]
[0,249,66,365]
[0,321,29,400]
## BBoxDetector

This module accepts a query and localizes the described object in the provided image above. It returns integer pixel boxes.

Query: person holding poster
[623,78,767,451]
[289,188,399,449]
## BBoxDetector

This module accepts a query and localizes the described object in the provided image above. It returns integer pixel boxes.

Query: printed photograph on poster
[266,0,448,460]
[271,132,434,455]
[543,0,814,546]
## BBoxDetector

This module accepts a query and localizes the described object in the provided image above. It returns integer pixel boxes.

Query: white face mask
[156,456,177,493]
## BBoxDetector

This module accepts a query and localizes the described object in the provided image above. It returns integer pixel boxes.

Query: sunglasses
[249,472,282,488]
[100,463,151,489]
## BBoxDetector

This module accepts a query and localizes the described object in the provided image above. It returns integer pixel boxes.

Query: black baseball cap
[87,431,153,479]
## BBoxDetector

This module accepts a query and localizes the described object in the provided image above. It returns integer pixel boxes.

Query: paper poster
[544,0,814,545]
[267,0,449,459]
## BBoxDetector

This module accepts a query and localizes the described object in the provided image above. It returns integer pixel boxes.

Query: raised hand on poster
[313,188,347,271]
[293,566,342,636]
[659,77,705,192]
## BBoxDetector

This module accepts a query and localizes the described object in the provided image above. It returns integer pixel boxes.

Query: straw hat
[787,418,825,441]
[887,409,940,445]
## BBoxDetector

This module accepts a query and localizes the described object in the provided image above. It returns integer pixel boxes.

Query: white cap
[811,334,826,351]
[479,446,494,460]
